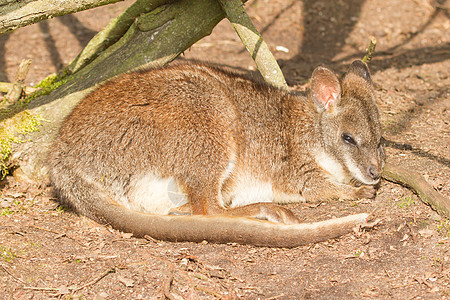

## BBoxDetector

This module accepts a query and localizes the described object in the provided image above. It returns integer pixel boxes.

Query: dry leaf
[118,276,134,287]
[121,232,133,239]
[58,285,70,295]
[418,228,435,238]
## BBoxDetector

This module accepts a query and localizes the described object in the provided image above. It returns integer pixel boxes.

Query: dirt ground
[1,0,449,299]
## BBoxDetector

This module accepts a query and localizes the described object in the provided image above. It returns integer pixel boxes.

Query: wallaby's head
[311,60,385,185]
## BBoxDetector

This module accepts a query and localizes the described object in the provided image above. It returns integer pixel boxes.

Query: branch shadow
[0,34,10,82]
[38,15,98,73]
[255,1,297,36]
[58,14,97,48]
[39,21,64,72]
[384,138,450,168]
[330,1,449,73]
[273,0,367,85]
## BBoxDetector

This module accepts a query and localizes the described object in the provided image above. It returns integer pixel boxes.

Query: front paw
[354,185,377,199]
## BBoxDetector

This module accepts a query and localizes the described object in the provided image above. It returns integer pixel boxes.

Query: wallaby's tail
[97,202,368,248]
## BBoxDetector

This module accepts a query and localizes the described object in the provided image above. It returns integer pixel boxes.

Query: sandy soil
[1,0,449,299]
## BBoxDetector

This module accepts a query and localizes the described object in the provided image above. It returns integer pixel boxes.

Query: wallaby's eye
[342,133,357,146]
[379,136,385,148]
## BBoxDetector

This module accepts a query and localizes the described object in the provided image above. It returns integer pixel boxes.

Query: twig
[28,225,87,247]
[22,267,116,293]
[29,224,63,235]
[151,257,199,299]
[362,36,377,63]
[5,59,32,104]
[266,294,286,300]
[382,163,450,219]
[360,218,383,229]
[406,222,417,242]
[414,277,434,289]
[0,263,27,284]
[218,0,288,90]
[23,286,59,292]
[163,272,176,300]
[71,267,116,292]
[194,285,225,298]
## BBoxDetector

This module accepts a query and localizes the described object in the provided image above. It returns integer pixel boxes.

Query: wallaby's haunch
[48,60,385,248]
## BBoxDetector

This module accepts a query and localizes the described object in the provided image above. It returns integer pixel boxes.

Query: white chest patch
[126,173,188,215]
[228,176,274,208]
[315,151,348,183]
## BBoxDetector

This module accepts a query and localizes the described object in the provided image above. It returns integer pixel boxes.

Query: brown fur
[48,60,384,247]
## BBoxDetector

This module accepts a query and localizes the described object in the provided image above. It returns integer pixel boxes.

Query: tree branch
[0,0,124,34]
[218,0,288,90]
[65,0,174,75]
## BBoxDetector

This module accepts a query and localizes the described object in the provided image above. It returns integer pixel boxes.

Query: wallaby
[48,60,385,248]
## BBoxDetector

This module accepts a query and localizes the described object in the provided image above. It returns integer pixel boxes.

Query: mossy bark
[65,0,175,75]
[5,0,226,180]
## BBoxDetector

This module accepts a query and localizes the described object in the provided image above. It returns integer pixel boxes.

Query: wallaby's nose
[367,164,381,181]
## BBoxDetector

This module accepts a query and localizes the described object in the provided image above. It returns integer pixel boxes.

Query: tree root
[382,163,450,219]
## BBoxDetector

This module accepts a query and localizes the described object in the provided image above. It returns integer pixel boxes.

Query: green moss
[398,196,415,208]
[0,246,17,262]
[436,220,450,238]
[1,207,13,216]
[35,73,58,89]
[0,70,72,177]
[0,110,42,178]
[25,73,71,103]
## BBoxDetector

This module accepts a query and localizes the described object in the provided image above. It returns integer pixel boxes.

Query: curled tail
[96,201,368,248]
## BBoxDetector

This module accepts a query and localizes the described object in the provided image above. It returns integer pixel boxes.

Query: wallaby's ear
[346,59,371,83]
[311,66,341,112]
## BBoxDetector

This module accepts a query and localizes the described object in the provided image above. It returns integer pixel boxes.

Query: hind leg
[179,162,300,224]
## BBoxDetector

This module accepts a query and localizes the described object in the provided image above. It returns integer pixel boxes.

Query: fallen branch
[218,0,288,90]
[22,286,59,292]
[382,163,450,219]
